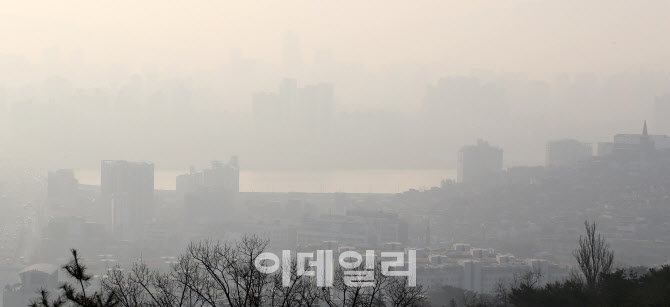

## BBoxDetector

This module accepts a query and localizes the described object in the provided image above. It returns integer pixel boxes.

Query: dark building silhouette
[597,121,670,157]
[41,217,105,261]
[3,264,59,307]
[101,160,154,241]
[176,157,240,224]
[282,30,302,75]
[457,139,503,183]
[252,79,333,144]
[176,157,239,194]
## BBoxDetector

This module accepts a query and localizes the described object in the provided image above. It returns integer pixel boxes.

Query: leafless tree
[34,236,427,307]
[386,277,426,307]
[268,258,321,307]
[102,235,319,307]
[322,260,426,307]
[172,235,273,306]
[573,220,614,288]
[102,261,206,307]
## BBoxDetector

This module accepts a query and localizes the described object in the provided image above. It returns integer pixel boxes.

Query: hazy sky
[2,0,669,76]
[2,0,670,171]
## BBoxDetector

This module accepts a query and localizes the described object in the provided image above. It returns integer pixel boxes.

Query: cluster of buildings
[5,121,670,305]
[176,158,240,224]
[36,158,239,261]
[252,79,333,139]
[236,205,410,251]
[417,243,568,293]
[423,121,670,268]
[597,121,670,157]
[101,160,155,241]
[457,121,670,184]
[3,158,241,305]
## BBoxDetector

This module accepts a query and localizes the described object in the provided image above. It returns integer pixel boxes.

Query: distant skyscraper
[457,140,503,183]
[283,30,302,75]
[101,160,154,241]
[176,157,240,223]
[203,158,240,192]
[545,139,592,168]
[176,157,239,194]
[176,165,204,195]
[252,79,333,138]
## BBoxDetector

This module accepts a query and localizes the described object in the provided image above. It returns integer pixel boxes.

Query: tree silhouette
[32,235,425,307]
[31,249,118,307]
[573,221,614,288]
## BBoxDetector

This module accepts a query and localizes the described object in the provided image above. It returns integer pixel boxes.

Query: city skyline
[2,1,670,306]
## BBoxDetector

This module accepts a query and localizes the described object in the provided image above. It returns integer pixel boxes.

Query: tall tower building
[252,79,334,139]
[457,140,503,183]
[282,30,302,76]
[101,160,154,241]
[176,157,239,224]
